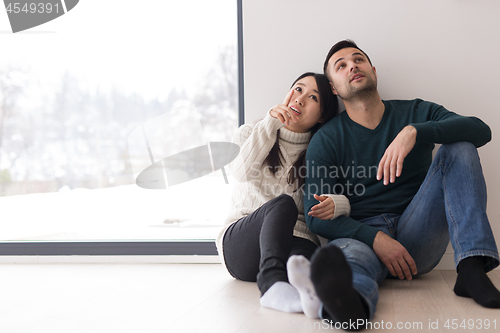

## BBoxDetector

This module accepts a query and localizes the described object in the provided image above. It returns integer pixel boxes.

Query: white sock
[259,281,302,313]
[287,255,321,319]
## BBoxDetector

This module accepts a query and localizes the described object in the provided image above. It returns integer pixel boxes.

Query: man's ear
[372,66,377,79]
[330,81,338,96]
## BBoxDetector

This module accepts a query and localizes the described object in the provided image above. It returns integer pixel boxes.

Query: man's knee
[330,238,378,262]
[329,238,386,280]
[438,141,478,161]
[435,142,483,172]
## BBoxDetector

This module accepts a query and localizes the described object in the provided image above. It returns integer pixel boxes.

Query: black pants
[223,194,318,295]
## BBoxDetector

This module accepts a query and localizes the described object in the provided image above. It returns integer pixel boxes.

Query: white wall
[243,0,500,268]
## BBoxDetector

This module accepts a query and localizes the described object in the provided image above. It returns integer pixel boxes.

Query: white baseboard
[0,252,497,270]
[433,253,456,270]
[0,255,455,267]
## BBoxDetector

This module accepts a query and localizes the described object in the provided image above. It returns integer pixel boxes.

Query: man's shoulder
[313,112,347,140]
[308,114,349,157]
[383,98,437,111]
[321,111,347,129]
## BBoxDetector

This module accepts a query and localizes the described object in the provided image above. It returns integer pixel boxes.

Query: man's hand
[308,194,335,220]
[372,231,417,280]
[376,125,417,185]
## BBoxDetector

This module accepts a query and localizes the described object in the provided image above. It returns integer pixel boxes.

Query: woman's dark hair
[263,72,339,191]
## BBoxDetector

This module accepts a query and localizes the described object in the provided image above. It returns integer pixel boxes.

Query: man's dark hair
[323,40,372,80]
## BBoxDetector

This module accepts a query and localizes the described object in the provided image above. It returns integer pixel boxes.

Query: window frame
[0,0,244,257]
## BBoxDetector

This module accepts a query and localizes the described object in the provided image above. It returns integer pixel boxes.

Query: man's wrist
[405,125,417,136]
[406,125,417,140]
[373,231,386,248]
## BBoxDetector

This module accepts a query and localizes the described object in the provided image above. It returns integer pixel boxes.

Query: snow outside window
[0,0,238,242]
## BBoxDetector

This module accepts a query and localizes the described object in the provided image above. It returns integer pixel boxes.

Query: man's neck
[343,92,385,130]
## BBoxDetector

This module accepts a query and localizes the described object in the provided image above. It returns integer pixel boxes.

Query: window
[0,0,243,254]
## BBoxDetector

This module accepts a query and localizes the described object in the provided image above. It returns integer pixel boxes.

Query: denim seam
[353,285,377,320]
[382,214,395,235]
[455,250,500,271]
[375,266,388,282]
[398,163,441,233]
[442,158,463,257]
[339,242,350,250]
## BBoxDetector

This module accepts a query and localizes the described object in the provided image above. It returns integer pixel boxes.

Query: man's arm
[412,107,491,148]
[303,133,380,247]
[377,99,491,185]
[376,125,416,185]
[304,143,417,279]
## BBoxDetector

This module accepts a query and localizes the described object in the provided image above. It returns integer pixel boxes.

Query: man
[303,40,500,330]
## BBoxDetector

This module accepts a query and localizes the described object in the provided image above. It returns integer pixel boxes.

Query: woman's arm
[229,89,298,182]
[308,194,351,220]
[229,112,284,182]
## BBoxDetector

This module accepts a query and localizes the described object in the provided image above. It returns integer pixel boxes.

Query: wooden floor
[0,264,499,333]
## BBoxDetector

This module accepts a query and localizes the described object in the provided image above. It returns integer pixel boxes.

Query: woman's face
[285,75,322,133]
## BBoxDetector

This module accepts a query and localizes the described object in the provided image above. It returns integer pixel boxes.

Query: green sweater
[304,99,491,248]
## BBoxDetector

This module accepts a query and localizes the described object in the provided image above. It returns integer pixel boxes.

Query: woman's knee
[269,194,298,216]
[226,265,258,282]
[223,248,259,282]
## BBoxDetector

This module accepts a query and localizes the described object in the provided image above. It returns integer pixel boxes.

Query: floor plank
[88,264,233,333]
[161,278,261,333]
[384,271,464,332]
[441,269,500,325]
[0,264,499,333]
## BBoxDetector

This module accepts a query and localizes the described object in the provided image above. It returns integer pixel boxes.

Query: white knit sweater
[216,113,351,267]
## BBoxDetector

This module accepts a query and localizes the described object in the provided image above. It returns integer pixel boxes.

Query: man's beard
[335,75,377,102]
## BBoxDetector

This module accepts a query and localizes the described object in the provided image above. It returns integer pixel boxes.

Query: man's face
[326,47,377,101]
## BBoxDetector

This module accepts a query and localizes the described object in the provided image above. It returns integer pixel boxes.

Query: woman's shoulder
[231,123,253,146]
[236,122,255,136]
[233,113,282,142]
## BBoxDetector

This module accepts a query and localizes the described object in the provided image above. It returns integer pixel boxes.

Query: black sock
[310,245,368,331]
[454,256,500,308]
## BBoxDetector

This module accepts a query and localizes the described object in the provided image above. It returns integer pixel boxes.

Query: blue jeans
[321,142,499,320]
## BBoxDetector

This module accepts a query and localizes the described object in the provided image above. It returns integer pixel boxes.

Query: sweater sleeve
[317,194,351,219]
[410,100,491,148]
[304,133,380,247]
[228,112,284,182]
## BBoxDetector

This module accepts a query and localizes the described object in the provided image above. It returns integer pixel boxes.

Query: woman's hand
[269,88,299,126]
[308,194,335,220]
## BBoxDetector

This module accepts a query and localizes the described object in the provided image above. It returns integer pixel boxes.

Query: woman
[216,72,350,317]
